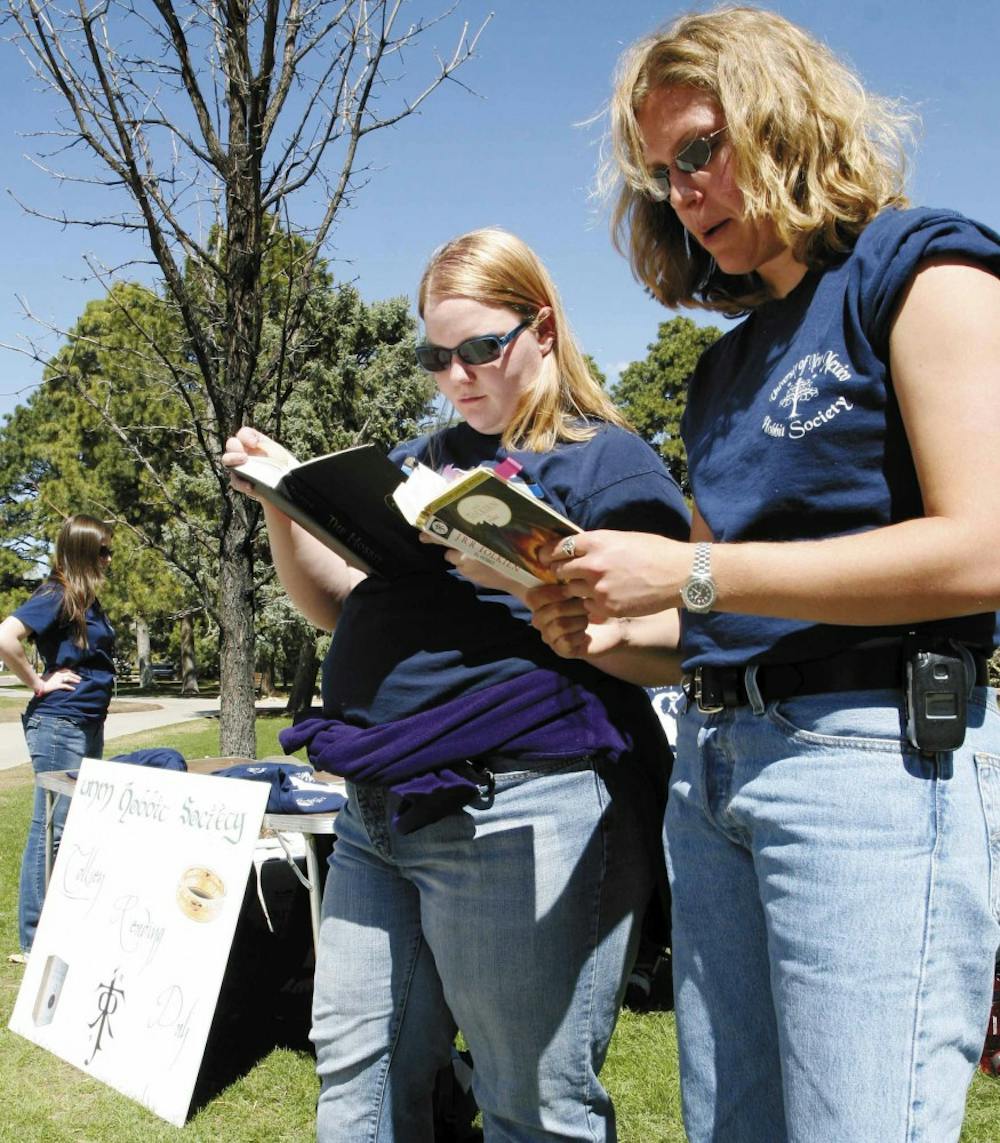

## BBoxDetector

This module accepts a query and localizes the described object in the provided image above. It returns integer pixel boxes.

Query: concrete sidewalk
[0,679,288,771]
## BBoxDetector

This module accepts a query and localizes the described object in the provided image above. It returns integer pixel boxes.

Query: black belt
[683,643,989,714]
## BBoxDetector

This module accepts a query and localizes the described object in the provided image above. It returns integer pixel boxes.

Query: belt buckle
[689,667,724,714]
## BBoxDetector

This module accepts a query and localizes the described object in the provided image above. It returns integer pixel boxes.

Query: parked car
[150,661,177,680]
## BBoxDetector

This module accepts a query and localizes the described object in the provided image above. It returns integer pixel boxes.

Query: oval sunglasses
[648,125,728,198]
[415,318,533,373]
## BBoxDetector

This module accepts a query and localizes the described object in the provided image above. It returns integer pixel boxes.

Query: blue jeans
[18,712,104,952]
[311,752,659,1142]
[667,685,1000,1143]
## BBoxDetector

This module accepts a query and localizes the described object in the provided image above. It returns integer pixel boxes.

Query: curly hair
[601,6,916,314]
[417,227,629,452]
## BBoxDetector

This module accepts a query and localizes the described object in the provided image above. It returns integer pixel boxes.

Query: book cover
[396,466,581,588]
[234,444,440,579]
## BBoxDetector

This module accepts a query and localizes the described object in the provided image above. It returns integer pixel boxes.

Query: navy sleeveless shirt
[681,207,1000,669]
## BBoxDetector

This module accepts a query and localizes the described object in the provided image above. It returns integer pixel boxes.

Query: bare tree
[1,0,488,754]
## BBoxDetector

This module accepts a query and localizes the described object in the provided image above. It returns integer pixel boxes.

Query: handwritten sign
[8,757,269,1126]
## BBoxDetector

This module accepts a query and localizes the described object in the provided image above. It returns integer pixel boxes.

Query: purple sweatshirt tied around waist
[279,667,632,833]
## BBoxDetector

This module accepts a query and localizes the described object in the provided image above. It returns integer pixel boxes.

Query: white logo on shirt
[762,350,854,440]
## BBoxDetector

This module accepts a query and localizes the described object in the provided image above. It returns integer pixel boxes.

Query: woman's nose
[669,172,702,209]
[445,356,476,384]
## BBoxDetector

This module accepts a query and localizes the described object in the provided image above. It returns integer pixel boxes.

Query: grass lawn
[1,718,998,1140]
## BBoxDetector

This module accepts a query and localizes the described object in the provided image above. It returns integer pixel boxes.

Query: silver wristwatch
[680,542,717,613]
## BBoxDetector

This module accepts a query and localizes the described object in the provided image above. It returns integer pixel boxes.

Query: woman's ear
[534,306,556,356]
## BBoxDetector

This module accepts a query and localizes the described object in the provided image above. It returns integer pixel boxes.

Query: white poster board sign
[8,757,269,1126]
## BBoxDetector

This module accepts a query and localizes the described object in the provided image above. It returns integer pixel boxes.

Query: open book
[233,444,437,580]
[234,444,579,587]
[392,461,580,587]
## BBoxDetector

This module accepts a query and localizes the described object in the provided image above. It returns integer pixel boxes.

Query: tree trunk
[212,2,264,760]
[179,613,199,696]
[257,658,277,698]
[135,616,154,689]
[286,633,320,718]
[217,493,257,757]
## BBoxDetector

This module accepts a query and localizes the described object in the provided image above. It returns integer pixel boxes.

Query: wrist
[616,616,632,647]
[33,679,46,698]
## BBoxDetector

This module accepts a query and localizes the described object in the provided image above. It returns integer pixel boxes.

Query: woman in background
[0,515,116,960]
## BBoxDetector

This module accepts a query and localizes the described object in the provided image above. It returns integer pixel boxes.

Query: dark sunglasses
[415,318,533,373]
[99,545,113,558]
[648,125,728,197]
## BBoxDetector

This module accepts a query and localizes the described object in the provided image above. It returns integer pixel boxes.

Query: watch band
[691,542,711,581]
[680,541,717,613]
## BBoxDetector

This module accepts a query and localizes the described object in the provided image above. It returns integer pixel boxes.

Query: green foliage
[583,354,608,388]
[0,283,194,656]
[612,316,723,494]
[0,227,435,689]
[255,285,433,459]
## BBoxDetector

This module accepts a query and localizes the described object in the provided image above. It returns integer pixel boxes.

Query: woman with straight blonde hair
[528,8,1000,1140]
[0,515,116,960]
[224,227,689,1141]
[416,226,630,451]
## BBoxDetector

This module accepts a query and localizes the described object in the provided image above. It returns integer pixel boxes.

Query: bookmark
[493,458,523,481]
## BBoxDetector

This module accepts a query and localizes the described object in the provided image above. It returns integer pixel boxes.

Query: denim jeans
[311,752,659,1142]
[18,712,104,951]
[667,685,1000,1143]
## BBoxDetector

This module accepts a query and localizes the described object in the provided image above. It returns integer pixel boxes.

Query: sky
[0,0,997,425]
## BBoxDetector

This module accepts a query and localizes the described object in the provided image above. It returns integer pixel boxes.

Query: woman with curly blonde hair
[603,6,915,317]
[530,8,1000,1140]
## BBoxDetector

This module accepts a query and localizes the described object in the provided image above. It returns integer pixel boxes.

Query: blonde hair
[603,6,915,314]
[417,227,629,451]
[51,515,113,647]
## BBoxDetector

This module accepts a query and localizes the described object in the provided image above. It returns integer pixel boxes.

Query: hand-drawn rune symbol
[86,968,125,1065]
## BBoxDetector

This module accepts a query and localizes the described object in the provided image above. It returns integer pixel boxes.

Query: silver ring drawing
[560,536,577,559]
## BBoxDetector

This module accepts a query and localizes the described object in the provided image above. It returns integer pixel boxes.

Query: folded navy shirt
[214,761,347,815]
[68,747,189,778]
[110,747,188,771]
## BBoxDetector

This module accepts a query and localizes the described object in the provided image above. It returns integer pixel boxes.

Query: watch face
[683,578,716,612]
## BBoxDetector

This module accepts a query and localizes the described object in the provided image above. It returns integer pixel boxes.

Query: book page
[230,454,295,491]
[391,462,449,525]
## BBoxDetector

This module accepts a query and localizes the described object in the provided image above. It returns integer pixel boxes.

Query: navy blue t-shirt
[681,206,1000,668]
[14,581,116,723]
[321,421,690,725]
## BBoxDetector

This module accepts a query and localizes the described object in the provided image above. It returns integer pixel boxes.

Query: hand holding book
[224,429,580,587]
[223,428,301,502]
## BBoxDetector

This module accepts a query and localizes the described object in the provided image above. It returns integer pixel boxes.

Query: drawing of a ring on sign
[456,495,512,527]
[176,867,226,923]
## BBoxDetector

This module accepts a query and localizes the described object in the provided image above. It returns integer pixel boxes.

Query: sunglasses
[648,125,728,198]
[415,318,533,373]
